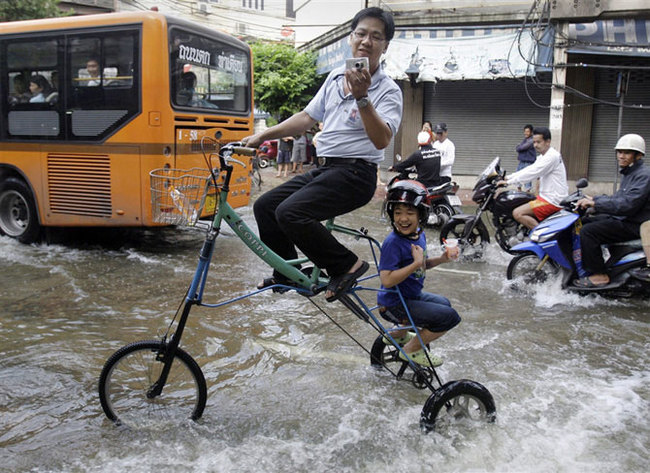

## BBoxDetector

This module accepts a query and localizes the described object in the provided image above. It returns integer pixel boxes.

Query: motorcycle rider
[498,126,568,230]
[388,131,444,188]
[574,134,650,288]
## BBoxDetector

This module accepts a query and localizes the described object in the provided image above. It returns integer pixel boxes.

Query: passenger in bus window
[28,75,53,103]
[177,71,218,108]
[9,74,31,104]
[80,58,101,86]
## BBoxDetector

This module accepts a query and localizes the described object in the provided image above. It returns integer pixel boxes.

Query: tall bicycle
[98,139,496,431]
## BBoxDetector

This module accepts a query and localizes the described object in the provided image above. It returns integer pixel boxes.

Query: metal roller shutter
[589,66,650,182]
[423,78,551,177]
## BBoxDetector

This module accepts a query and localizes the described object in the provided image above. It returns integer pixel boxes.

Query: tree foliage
[0,0,71,22]
[251,42,320,121]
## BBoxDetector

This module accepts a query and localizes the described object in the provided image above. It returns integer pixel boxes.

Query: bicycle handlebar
[232,146,256,156]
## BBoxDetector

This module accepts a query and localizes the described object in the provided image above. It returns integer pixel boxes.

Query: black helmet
[385,180,430,226]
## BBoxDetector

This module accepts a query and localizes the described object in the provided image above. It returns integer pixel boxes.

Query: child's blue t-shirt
[377,230,426,307]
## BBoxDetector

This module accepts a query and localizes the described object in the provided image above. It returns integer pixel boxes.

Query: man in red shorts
[500,126,568,229]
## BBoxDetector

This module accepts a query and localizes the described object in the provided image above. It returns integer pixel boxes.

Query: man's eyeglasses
[351,30,386,42]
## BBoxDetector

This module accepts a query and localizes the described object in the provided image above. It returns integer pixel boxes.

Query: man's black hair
[351,7,395,41]
[524,124,533,132]
[533,126,551,141]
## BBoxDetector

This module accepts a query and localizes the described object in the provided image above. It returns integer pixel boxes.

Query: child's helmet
[385,180,430,226]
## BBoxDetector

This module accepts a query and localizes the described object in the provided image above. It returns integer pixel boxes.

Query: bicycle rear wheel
[98,340,207,428]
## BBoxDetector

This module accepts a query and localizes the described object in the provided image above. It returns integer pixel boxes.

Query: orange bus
[0,11,253,243]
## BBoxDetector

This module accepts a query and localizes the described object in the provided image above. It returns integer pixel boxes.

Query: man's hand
[345,67,371,99]
[241,134,263,149]
[576,196,595,210]
[496,179,508,187]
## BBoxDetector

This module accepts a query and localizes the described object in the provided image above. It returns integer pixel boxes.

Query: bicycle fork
[147,228,218,399]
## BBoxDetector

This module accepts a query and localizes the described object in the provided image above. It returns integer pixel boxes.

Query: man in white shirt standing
[431,122,455,183]
[500,126,568,230]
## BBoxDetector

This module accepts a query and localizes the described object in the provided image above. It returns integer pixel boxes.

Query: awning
[315,26,541,81]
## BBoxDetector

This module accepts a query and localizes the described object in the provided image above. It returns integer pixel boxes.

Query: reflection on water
[1,182,648,473]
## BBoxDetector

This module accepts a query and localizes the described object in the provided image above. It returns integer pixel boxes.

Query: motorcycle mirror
[576,178,589,189]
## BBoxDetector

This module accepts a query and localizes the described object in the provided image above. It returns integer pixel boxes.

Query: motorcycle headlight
[530,228,557,243]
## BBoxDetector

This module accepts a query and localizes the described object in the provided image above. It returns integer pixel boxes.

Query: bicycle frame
[151,143,443,399]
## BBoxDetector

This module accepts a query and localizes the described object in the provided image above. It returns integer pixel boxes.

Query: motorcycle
[439,157,535,256]
[507,178,650,297]
[381,167,462,228]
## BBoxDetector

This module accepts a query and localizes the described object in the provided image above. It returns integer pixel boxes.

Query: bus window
[67,32,139,139]
[170,29,250,113]
[6,39,61,138]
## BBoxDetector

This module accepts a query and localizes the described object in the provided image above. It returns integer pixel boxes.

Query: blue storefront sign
[569,18,650,56]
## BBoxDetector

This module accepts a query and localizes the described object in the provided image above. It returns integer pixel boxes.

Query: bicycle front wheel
[98,340,207,428]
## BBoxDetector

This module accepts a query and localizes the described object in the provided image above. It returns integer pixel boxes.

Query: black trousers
[253,159,377,278]
[580,215,640,274]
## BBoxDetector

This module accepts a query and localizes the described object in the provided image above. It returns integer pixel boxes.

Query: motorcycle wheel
[440,219,489,259]
[427,203,455,228]
[507,252,560,288]
[258,157,269,168]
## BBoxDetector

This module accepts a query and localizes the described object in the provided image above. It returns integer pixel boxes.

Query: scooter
[506,178,650,297]
[381,167,462,228]
[439,157,535,256]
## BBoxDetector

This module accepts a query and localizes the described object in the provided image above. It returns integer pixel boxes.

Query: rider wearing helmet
[388,132,444,188]
[377,180,461,367]
[574,133,650,288]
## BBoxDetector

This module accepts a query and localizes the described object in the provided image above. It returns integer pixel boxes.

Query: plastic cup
[445,238,459,259]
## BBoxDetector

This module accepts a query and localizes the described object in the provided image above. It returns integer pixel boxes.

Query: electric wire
[507,0,650,110]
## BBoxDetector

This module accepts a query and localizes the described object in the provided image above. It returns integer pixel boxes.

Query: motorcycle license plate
[447,195,462,207]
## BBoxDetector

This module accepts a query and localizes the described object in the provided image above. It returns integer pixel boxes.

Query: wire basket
[150,168,216,226]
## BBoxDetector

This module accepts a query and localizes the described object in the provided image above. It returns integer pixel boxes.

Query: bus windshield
[170,28,250,113]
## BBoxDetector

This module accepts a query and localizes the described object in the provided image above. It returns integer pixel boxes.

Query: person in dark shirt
[575,133,650,287]
[515,124,537,191]
[389,131,443,188]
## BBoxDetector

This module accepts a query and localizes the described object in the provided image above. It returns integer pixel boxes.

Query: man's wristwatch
[356,95,370,108]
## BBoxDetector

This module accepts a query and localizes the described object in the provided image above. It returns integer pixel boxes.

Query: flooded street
[1,171,648,473]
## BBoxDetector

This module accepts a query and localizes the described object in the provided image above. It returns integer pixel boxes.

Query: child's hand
[411,244,425,269]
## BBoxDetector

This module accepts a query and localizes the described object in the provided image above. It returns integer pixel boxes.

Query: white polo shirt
[304,65,403,165]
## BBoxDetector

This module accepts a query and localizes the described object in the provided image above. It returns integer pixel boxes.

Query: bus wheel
[0,177,41,243]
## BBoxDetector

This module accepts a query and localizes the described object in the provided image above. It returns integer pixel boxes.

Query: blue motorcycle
[506,178,650,297]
